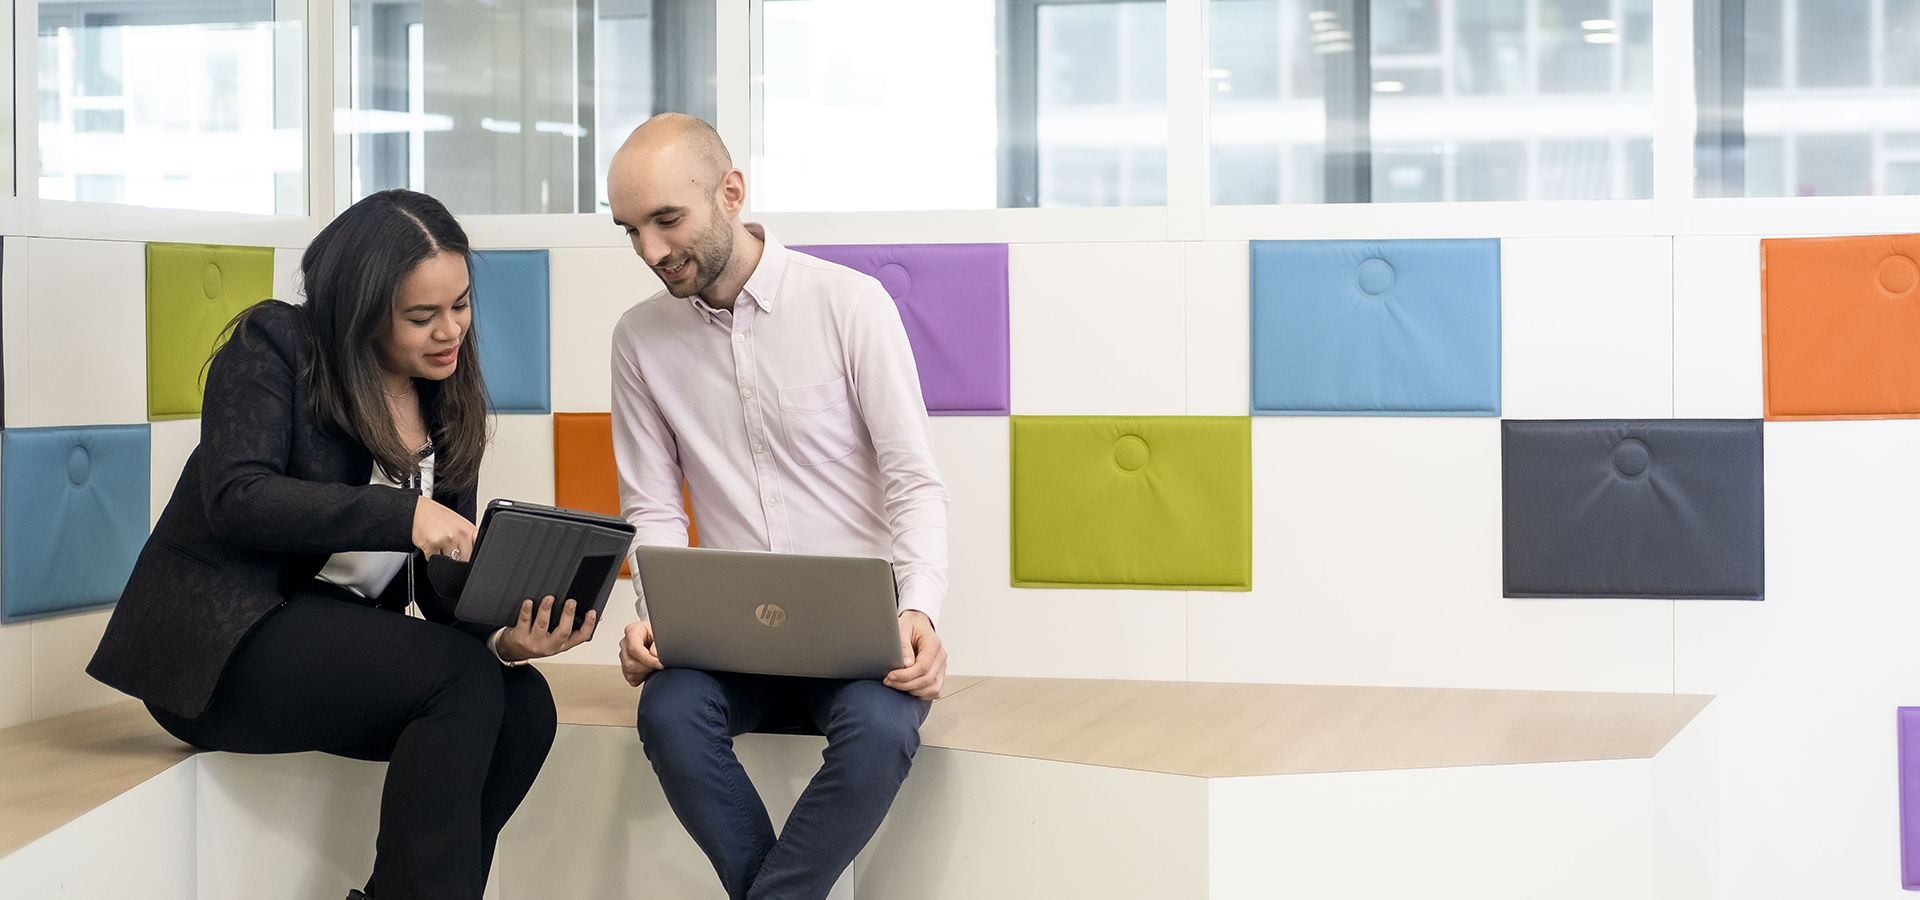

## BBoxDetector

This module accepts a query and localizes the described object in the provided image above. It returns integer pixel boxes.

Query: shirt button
[765,496,778,506]
[741,388,753,399]
[754,442,765,453]
[734,334,744,343]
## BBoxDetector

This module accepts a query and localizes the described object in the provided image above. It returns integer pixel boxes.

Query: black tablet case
[435,500,635,631]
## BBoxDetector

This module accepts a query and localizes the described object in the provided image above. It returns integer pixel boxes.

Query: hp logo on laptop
[754,604,788,627]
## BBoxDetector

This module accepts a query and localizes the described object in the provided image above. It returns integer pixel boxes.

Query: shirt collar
[689,222,785,322]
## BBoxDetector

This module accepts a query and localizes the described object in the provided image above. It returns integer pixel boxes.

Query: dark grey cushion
[1503,419,1764,600]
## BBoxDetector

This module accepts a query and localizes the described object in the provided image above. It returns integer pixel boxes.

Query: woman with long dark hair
[88,189,596,900]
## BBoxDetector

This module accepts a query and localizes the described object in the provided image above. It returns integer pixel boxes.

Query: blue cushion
[1502,419,1765,600]
[1250,239,1501,415]
[472,250,551,414]
[2,425,151,622]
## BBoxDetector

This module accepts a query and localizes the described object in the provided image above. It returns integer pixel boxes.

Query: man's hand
[884,610,946,700]
[620,620,663,687]
[496,595,598,662]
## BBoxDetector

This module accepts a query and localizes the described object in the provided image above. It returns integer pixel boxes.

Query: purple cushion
[1902,707,1920,889]
[791,243,1009,416]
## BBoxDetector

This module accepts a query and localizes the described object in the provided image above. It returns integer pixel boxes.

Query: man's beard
[666,211,736,299]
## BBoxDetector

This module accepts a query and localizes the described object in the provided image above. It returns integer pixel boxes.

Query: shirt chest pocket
[779,377,860,467]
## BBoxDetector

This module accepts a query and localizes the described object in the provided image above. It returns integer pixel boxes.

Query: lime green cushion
[1011,416,1252,590]
[147,243,276,420]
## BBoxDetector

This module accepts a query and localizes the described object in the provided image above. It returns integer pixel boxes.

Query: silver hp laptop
[633,546,904,681]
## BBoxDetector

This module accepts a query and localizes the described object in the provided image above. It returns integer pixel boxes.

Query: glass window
[1209,0,1655,206]
[39,0,304,213]
[1456,141,1525,201]
[1796,0,1869,88]
[1745,133,1785,196]
[755,0,1167,212]
[342,0,715,214]
[1892,0,1920,85]
[1794,133,1872,196]
[1037,1,1167,207]
[1697,0,1920,197]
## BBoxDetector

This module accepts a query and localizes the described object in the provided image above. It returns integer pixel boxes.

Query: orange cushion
[1763,234,1920,419]
[552,414,695,580]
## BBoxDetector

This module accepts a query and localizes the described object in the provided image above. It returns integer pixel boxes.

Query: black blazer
[89,301,487,719]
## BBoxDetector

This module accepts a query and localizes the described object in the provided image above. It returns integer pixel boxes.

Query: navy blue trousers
[635,668,931,900]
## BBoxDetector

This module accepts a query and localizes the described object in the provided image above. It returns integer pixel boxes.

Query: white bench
[0,666,1716,900]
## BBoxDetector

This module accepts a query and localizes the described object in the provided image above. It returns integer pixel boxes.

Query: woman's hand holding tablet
[494,595,599,662]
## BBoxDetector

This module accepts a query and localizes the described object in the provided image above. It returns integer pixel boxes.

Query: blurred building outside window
[1208,0,1654,205]
[39,0,304,214]
[756,0,1168,211]
[1698,0,1920,198]
[341,0,716,214]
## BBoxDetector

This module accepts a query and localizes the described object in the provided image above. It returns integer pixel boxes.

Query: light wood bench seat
[0,701,193,858]
[539,664,1713,777]
[0,665,1712,865]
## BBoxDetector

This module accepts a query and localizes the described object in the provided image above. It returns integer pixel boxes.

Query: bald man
[607,114,950,900]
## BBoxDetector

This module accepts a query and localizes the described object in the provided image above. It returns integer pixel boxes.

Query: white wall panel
[1672,235,1764,419]
[1676,421,1920,900]
[149,418,201,528]
[20,239,148,427]
[930,417,1188,681]
[31,610,126,720]
[3,237,29,429]
[0,759,196,900]
[273,247,304,305]
[197,752,384,900]
[0,621,31,728]
[1502,236,1674,420]
[479,413,555,509]
[1009,243,1188,416]
[1183,241,1249,416]
[548,248,656,413]
[1188,418,1672,693]
[1210,758,1661,900]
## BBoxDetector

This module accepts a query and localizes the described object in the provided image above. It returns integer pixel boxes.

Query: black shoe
[346,891,370,900]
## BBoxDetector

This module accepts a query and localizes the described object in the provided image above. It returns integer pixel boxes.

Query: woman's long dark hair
[292,189,489,494]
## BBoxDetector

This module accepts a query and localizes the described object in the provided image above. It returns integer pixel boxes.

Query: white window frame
[6,0,330,246]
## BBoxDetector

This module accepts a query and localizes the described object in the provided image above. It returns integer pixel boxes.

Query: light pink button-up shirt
[610,225,951,625]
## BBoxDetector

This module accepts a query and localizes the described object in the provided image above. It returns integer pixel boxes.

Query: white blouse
[317,450,434,601]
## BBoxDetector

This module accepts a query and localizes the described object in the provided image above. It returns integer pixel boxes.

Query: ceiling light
[1582,18,1616,29]
[1373,80,1405,92]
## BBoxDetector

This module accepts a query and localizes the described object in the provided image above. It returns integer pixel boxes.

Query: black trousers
[149,593,556,900]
